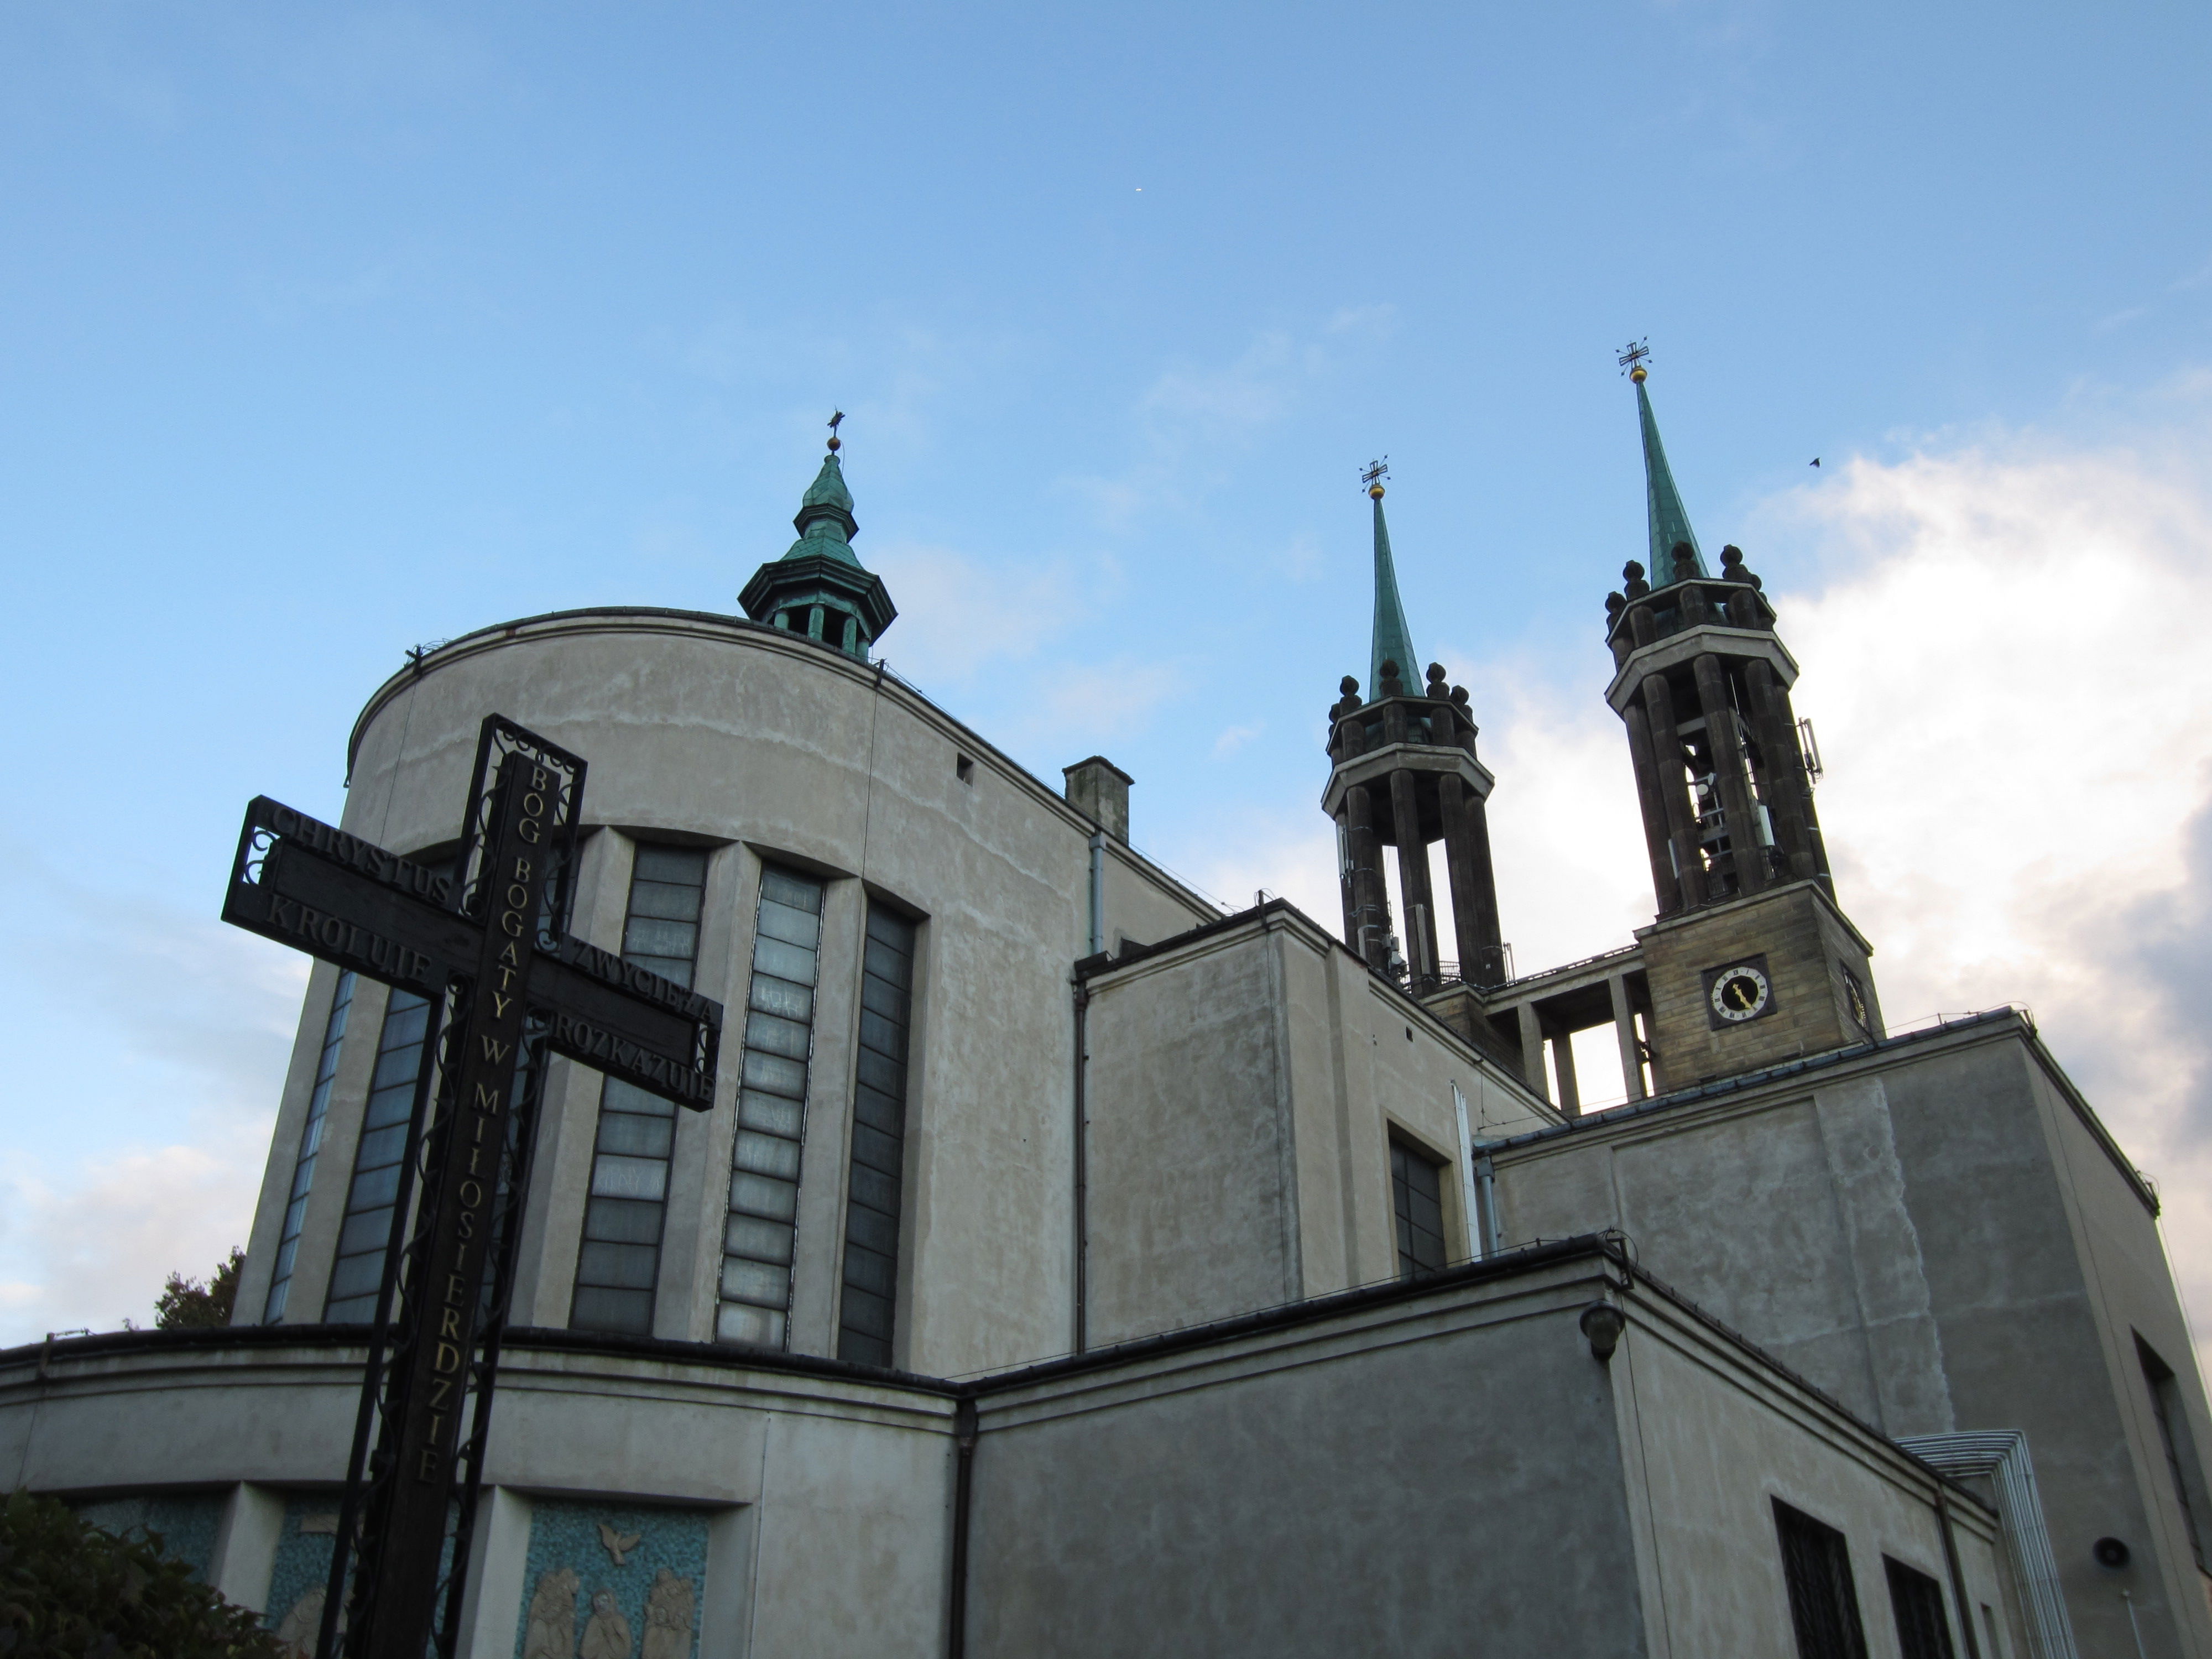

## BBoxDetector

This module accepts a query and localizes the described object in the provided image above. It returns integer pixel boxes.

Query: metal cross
[1360,457,1390,491]
[222,714,723,1659]
[1618,338,1651,374]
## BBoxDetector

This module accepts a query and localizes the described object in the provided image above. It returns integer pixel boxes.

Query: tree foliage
[154,1249,244,1332]
[0,1488,282,1657]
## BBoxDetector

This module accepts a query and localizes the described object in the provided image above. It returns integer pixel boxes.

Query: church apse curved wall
[238,607,1218,1379]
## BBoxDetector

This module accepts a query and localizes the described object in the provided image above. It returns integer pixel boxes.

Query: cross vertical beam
[349,750,543,1659]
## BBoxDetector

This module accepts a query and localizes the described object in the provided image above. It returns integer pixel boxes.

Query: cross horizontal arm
[222,796,722,1110]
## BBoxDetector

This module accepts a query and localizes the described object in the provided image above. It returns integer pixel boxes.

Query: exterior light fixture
[1579,1302,1626,1363]
[2093,1536,2131,1569]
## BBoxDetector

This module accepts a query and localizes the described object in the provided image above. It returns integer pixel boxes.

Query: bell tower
[1605,353,1882,1088]
[1323,463,1506,992]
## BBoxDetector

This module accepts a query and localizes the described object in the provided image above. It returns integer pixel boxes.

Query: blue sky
[4,3,2211,1338]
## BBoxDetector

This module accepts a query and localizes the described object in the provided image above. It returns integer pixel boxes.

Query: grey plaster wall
[1,1336,957,1659]
[1494,1020,2212,1659]
[968,1271,1650,1659]
[1615,1293,2008,1658]
[1081,910,1554,1345]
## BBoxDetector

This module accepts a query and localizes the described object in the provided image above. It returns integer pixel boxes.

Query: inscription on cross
[222,714,723,1659]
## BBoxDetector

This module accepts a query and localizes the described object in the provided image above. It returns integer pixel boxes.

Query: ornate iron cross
[222,714,723,1659]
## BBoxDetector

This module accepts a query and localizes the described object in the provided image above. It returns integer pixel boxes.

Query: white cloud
[1213,723,1263,757]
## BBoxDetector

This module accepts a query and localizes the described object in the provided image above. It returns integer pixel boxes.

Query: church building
[5,374,2210,1659]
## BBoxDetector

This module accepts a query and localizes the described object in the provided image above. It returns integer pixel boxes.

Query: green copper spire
[738,414,896,659]
[1366,472,1418,695]
[782,451,860,566]
[1634,372,1707,583]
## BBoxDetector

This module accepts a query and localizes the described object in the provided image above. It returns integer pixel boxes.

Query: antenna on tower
[1617,338,1651,381]
[827,410,845,453]
[1361,457,1390,497]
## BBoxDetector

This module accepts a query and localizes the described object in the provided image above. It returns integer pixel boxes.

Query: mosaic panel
[265,1493,345,1657]
[515,1499,708,1659]
[72,1491,223,1582]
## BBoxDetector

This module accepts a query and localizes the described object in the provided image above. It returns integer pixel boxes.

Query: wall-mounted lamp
[2093,1536,2131,1569]
[1579,1302,1626,1363]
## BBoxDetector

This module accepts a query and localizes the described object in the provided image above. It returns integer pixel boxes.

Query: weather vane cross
[1360,457,1390,493]
[1617,338,1651,376]
[827,409,844,452]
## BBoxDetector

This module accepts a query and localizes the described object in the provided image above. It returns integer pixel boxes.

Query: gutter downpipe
[1935,1486,1985,1659]
[1073,830,1102,1357]
[1072,974,1089,1357]
[947,1395,978,1659]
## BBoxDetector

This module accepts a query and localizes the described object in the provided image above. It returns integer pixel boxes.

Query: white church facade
[6,386,2211,1658]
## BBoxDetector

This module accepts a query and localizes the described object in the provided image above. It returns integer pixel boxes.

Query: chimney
[1062,755,1133,842]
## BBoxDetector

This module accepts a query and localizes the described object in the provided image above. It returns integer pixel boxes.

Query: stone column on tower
[1600,359,1882,1089]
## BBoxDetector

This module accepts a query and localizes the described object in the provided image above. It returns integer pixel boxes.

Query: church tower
[1605,359,1882,1087]
[738,417,897,659]
[1324,466,1506,991]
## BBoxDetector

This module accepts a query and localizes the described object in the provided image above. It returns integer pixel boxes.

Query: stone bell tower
[1323,464,1506,993]
[1605,358,1882,1088]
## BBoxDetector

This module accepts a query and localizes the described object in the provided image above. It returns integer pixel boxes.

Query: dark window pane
[570,1285,655,1336]
[582,1196,665,1246]
[594,1112,675,1160]
[1882,1558,1955,1659]
[851,1121,902,1178]
[576,1240,661,1292]
[845,1202,899,1258]
[759,868,822,913]
[1775,1501,1869,1659]
[842,1241,896,1299]
[838,1326,893,1369]
[847,1162,900,1218]
[749,974,814,1022]
[632,846,708,887]
[1390,1139,1448,1277]
[625,877,705,923]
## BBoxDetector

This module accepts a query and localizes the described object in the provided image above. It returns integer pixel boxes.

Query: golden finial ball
[1368,482,1385,499]
[827,436,841,452]
[1630,366,1647,383]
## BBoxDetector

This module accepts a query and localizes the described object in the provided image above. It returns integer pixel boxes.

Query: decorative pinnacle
[1617,338,1650,384]
[826,409,844,453]
[1361,456,1390,499]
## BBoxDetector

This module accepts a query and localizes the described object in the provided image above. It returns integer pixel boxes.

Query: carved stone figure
[579,1588,634,1659]
[641,1568,696,1659]
[523,1566,581,1659]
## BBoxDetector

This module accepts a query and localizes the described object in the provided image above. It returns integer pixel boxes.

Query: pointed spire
[782,451,860,566]
[738,415,896,659]
[1633,369,1706,584]
[1365,466,1417,696]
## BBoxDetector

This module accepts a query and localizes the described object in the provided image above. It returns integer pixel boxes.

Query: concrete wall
[966,1251,2008,1659]
[232,610,1220,1378]
[1080,906,1554,1347]
[1494,1017,2212,1658]
[0,1332,957,1658]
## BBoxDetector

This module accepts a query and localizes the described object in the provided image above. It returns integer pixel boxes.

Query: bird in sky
[1810,457,1822,467]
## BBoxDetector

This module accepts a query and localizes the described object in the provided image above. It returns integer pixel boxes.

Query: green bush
[0,1488,283,1658]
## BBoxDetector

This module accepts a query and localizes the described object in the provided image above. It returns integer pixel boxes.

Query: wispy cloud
[1213,723,1262,757]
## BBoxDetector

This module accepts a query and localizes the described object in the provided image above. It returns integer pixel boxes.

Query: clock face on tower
[1703,958,1775,1027]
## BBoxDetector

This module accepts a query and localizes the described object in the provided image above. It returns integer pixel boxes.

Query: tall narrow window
[2140,1335,2210,1571]
[1390,1136,1447,1279]
[719,866,824,1348]
[570,845,709,1337]
[264,973,354,1323]
[324,989,432,1323]
[1774,1500,1869,1659]
[1882,1558,1956,1659]
[838,904,916,1366]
